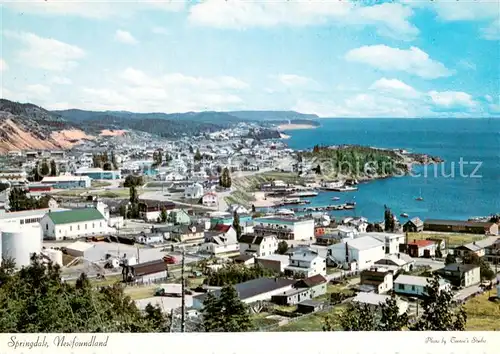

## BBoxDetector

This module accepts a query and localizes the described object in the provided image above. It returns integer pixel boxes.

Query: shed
[64,241,95,258]
[296,299,324,314]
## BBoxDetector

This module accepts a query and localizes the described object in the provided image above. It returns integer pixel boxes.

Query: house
[229,254,255,266]
[41,175,91,189]
[169,224,204,243]
[123,259,169,284]
[394,275,450,297]
[253,216,315,241]
[184,183,204,199]
[296,300,325,314]
[435,263,481,287]
[271,275,328,306]
[210,212,252,227]
[138,200,176,222]
[168,209,192,225]
[255,254,290,273]
[201,192,218,207]
[403,239,436,258]
[192,277,297,310]
[359,268,394,294]
[239,234,278,257]
[0,207,69,227]
[200,224,239,256]
[63,241,95,258]
[363,232,406,255]
[40,208,108,240]
[327,236,385,271]
[484,238,500,264]
[351,292,408,315]
[227,204,250,215]
[75,167,121,180]
[374,253,415,274]
[284,249,326,277]
[454,237,499,259]
[135,232,165,245]
[403,217,424,233]
[424,219,499,235]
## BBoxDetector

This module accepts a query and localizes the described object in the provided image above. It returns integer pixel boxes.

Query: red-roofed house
[405,239,436,258]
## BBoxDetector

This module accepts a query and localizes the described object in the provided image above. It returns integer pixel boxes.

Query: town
[0,125,499,332]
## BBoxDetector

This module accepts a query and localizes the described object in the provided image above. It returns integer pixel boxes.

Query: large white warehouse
[0,223,43,268]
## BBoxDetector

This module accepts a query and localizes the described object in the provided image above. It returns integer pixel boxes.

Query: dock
[268,203,356,213]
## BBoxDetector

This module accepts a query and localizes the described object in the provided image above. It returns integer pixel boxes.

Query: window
[100,222,102,227]
[398,284,404,290]
[93,223,95,229]
[78,225,80,230]
[411,285,416,291]
[20,220,25,225]
[70,226,72,231]
[46,224,48,231]
[85,224,87,230]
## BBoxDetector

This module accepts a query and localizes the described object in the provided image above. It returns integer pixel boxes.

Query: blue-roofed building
[253,216,315,241]
[75,168,121,180]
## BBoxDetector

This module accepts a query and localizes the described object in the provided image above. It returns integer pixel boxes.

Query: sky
[0,0,499,117]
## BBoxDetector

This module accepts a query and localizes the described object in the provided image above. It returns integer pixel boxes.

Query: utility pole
[181,247,186,333]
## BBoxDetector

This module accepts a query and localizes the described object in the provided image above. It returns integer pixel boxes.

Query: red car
[163,255,177,264]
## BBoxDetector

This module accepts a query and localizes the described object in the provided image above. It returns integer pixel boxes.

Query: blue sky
[0,0,499,117]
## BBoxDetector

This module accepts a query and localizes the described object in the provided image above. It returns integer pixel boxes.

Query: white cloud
[76,68,248,112]
[189,1,418,40]
[4,31,85,71]
[51,76,72,85]
[370,78,420,99]
[345,45,453,79]
[3,0,187,19]
[0,58,7,71]
[152,27,171,35]
[26,84,51,96]
[428,91,477,109]
[114,30,138,45]
[277,74,318,88]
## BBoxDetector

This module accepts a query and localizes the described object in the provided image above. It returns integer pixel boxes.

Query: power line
[181,247,186,333]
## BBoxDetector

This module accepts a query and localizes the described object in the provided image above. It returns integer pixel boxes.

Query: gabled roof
[47,208,105,225]
[424,219,495,228]
[131,259,168,277]
[297,274,327,288]
[213,224,231,233]
[408,240,434,247]
[407,217,423,227]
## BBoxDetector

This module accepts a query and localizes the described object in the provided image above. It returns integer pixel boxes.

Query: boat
[332,197,340,201]
[331,186,358,192]
[321,181,345,191]
[346,201,356,206]
[415,188,424,201]
[288,191,319,198]
[400,213,409,218]
[278,198,311,206]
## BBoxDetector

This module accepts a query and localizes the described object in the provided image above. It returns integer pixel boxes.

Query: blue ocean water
[282,118,500,222]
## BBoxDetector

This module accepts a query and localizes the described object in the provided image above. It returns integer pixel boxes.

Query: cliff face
[0,99,94,153]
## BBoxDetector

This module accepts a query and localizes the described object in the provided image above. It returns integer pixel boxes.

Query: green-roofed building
[41,207,107,240]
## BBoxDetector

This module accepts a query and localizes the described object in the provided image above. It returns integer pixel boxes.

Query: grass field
[464,288,500,331]
[276,305,346,331]
[123,284,158,300]
[408,232,485,248]
[91,181,112,188]
[252,312,282,328]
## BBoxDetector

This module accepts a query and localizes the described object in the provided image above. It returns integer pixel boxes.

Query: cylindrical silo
[44,248,64,267]
[1,224,43,268]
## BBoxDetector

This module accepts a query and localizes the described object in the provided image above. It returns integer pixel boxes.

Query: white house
[200,224,239,255]
[40,207,108,240]
[327,236,385,271]
[374,253,415,273]
[184,183,204,199]
[239,234,278,257]
[284,250,326,277]
[227,204,250,215]
[253,217,315,241]
[394,275,450,297]
[362,232,406,255]
[352,292,409,315]
[202,192,218,207]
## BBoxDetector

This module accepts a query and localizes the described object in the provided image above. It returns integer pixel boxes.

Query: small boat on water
[400,213,409,218]
[332,197,340,201]
[346,201,356,206]
[415,188,424,201]
[332,186,358,192]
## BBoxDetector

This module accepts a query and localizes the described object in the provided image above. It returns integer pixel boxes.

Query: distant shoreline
[277,124,318,131]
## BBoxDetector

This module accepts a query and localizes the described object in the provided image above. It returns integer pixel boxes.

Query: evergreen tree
[339,303,377,331]
[410,274,467,331]
[384,205,395,232]
[129,186,138,204]
[201,285,253,332]
[445,253,457,265]
[233,211,242,239]
[251,204,256,213]
[277,240,289,255]
[32,161,42,182]
[194,149,202,162]
[111,151,118,170]
[160,208,167,223]
[49,160,57,177]
[378,296,409,330]
[119,205,127,219]
[463,253,495,280]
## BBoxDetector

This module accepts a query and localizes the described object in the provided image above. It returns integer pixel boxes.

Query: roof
[230,254,254,262]
[460,236,500,250]
[331,236,384,251]
[394,275,432,287]
[439,263,479,273]
[193,277,296,303]
[424,219,495,228]
[289,251,321,262]
[0,207,69,221]
[212,224,231,233]
[408,240,435,247]
[131,259,168,277]
[407,217,423,227]
[298,299,323,307]
[254,217,313,225]
[238,234,265,245]
[47,208,105,225]
[352,292,391,306]
[297,274,327,288]
[65,241,95,253]
[41,175,90,183]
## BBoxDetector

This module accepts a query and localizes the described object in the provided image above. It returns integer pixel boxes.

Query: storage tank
[1,224,42,268]
[44,248,64,267]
